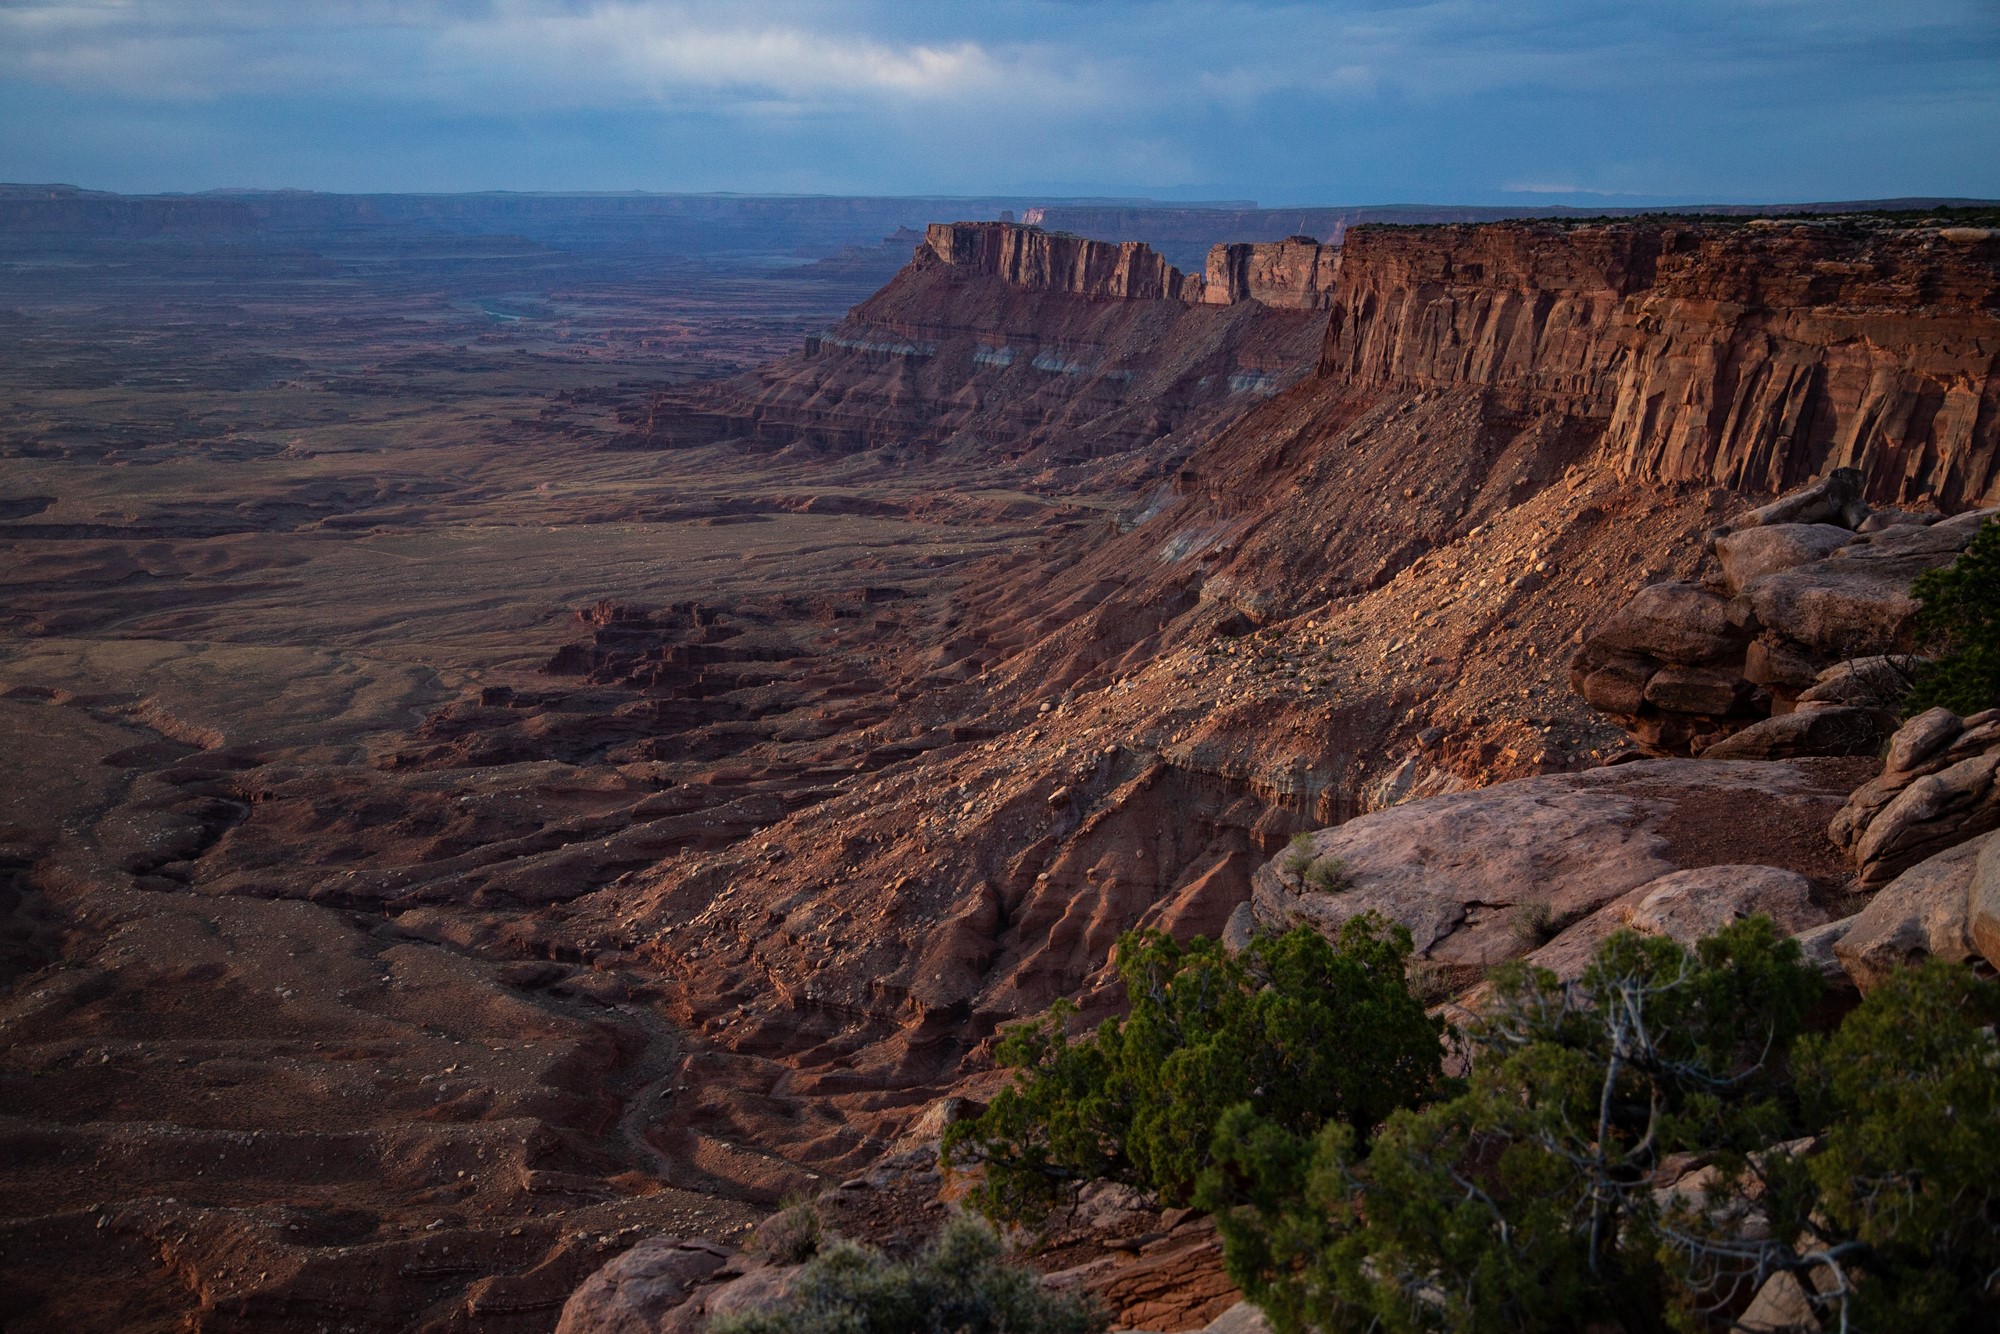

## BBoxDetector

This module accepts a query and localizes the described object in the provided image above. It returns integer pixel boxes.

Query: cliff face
[1606,226,2000,507]
[918,221,1342,310]
[922,221,1199,302]
[1319,221,2000,508]
[1202,236,1343,309]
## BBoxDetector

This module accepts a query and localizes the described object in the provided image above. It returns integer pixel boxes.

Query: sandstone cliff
[1320,220,2000,507]
[1201,236,1342,309]
[921,221,1200,302]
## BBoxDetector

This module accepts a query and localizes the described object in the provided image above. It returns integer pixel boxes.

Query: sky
[1,0,1996,207]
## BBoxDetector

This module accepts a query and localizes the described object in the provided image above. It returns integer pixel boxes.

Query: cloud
[0,1,1108,111]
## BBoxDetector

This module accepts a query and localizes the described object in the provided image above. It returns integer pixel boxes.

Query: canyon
[2,195,1998,1332]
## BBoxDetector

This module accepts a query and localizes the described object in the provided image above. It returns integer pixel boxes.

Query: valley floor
[0,231,1090,1331]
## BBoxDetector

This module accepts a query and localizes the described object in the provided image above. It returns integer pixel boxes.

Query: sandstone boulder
[1831,833,1993,991]
[1827,708,2000,885]
[1740,561,1923,660]
[1696,706,1889,761]
[1967,834,2000,973]
[1586,582,1750,665]
[1624,865,1826,944]
[1715,523,1854,594]
[1643,665,1748,715]
[553,1238,732,1334]
[1849,751,2000,887]
[1857,508,1943,533]
[1253,760,1860,967]
[1523,865,1826,980]
[1884,706,1961,772]
[1734,467,1868,531]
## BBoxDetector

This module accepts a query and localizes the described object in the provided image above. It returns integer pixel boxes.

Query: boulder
[1253,759,1861,967]
[1827,709,2000,870]
[1791,917,1857,985]
[1643,665,1748,716]
[1585,582,1750,665]
[1524,865,1826,980]
[1202,1302,1273,1334]
[1734,467,1867,530]
[1715,523,1855,594]
[1884,706,1961,772]
[1849,750,2000,887]
[553,1238,732,1334]
[1697,706,1889,760]
[1832,833,1992,991]
[1624,865,1827,945]
[1737,1270,1822,1332]
[1743,636,1827,691]
[1579,655,1652,715]
[1741,562,1923,659]
[1857,509,1942,533]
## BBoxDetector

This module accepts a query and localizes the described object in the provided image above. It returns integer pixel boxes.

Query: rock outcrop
[1570,470,1995,753]
[1251,758,1862,967]
[1829,705,2000,885]
[923,221,1201,303]
[1823,832,1994,991]
[554,1238,733,1334]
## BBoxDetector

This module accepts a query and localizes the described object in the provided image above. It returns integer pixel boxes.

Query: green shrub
[1304,857,1351,893]
[711,1215,1104,1334]
[1203,917,1825,1334]
[943,919,1445,1226]
[1905,517,2000,715]
[1281,832,1317,877]
[1787,961,2000,1331]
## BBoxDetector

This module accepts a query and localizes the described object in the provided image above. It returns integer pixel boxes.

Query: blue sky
[2,1,1996,205]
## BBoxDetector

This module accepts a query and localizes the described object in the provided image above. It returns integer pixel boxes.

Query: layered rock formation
[587,217,2000,1200]
[921,221,1199,302]
[1321,221,2000,505]
[1201,236,1342,309]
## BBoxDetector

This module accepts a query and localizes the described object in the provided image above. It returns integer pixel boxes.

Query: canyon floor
[0,221,1111,1331]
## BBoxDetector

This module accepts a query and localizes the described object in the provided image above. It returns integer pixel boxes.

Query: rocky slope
[560,214,2000,1207]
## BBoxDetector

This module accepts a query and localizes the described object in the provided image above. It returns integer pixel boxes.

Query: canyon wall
[1319,220,2000,508]
[1202,236,1343,309]
[922,221,1199,302]
[919,221,1342,309]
